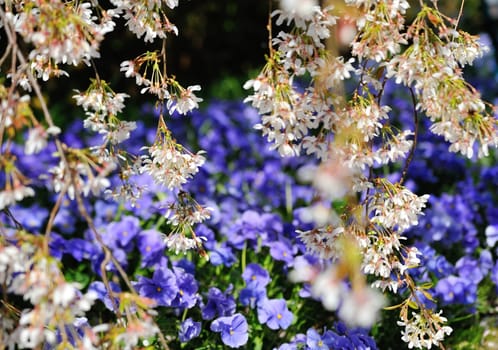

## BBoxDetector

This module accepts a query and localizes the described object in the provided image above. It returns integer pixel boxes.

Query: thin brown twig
[399,88,419,186]
[267,0,274,57]
[0,42,12,67]
[454,0,465,30]
[43,184,68,254]
[73,190,123,318]
[90,58,102,86]
[161,38,168,78]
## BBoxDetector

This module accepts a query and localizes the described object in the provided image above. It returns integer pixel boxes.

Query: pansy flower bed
[2,88,498,348]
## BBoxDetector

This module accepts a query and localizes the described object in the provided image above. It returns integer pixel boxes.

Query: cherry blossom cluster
[162,191,211,256]
[5,1,115,80]
[73,80,136,148]
[140,117,206,191]
[245,0,497,348]
[0,0,210,347]
[398,310,453,349]
[111,0,180,42]
[120,53,203,114]
[384,5,498,158]
[244,3,355,158]
[0,237,96,348]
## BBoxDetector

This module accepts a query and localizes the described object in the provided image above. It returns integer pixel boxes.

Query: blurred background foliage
[46,0,269,105]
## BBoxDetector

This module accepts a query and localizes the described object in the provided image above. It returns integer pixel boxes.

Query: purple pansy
[426,255,454,279]
[13,142,58,180]
[137,229,165,268]
[303,324,378,350]
[93,200,119,226]
[334,321,379,349]
[411,193,478,253]
[48,233,66,259]
[225,210,283,250]
[53,204,78,234]
[435,275,477,305]
[179,318,201,343]
[65,238,99,262]
[257,298,293,330]
[480,250,494,275]
[486,207,498,225]
[485,225,498,248]
[268,239,295,266]
[210,313,248,348]
[11,205,48,232]
[183,169,218,202]
[242,263,271,289]
[413,243,454,281]
[104,215,140,249]
[195,224,216,250]
[89,241,129,274]
[125,193,156,220]
[305,328,330,350]
[173,258,197,275]
[225,210,263,249]
[134,266,178,306]
[171,268,199,309]
[276,333,307,350]
[239,286,266,309]
[201,286,236,320]
[209,243,237,267]
[456,256,484,284]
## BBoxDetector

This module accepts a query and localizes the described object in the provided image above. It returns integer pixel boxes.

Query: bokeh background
[45,0,498,113]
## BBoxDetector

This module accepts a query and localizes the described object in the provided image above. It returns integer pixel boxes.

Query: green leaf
[253,336,263,350]
[407,300,419,310]
[419,282,433,290]
[383,302,404,310]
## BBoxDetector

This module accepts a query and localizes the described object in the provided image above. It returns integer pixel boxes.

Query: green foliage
[205,74,254,100]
